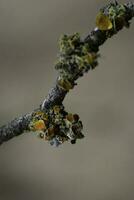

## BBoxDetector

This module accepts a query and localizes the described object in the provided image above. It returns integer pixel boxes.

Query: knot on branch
[29,105,84,147]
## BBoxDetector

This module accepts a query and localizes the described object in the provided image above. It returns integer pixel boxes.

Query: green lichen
[59,32,81,55]
[55,33,98,91]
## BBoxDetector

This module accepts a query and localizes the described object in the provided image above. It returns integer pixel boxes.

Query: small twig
[0,1,134,146]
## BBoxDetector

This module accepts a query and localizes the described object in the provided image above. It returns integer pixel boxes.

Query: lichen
[55,33,98,92]
[96,12,113,31]
[29,1,132,147]
[29,111,48,131]
[0,1,134,146]
[57,77,74,91]
[98,1,129,33]
[29,106,84,147]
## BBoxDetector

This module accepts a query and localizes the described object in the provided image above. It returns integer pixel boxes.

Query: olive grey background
[0,0,134,200]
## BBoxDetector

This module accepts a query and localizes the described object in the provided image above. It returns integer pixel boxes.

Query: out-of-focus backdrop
[0,0,134,200]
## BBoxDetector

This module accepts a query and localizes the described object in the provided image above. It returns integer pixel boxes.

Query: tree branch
[0,1,134,146]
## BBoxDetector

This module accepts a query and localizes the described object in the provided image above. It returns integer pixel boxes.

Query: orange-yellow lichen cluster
[29,105,84,147]
[96,12,113,30]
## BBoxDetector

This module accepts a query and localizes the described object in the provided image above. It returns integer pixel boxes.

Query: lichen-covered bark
[85,2,134,49]
[0,1,134,145]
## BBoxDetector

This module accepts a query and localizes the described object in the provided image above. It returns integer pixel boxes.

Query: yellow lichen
[33,120,47,131]
[53,105,61,114]
[96,12,113,30]
[58,78,74,91]
[33,111,48,121]
[83,52,97,65]
[66,113,74,122]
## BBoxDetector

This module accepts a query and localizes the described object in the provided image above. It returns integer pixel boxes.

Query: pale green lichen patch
[59,32,81,55]
[29,106,84,147]
[55,33,99,91]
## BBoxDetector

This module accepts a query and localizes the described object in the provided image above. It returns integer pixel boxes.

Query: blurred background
[0,0,134,199]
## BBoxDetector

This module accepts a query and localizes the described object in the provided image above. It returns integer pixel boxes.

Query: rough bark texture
[41,82,67,110]
[0,114,32,144]
[0,2,134,145]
